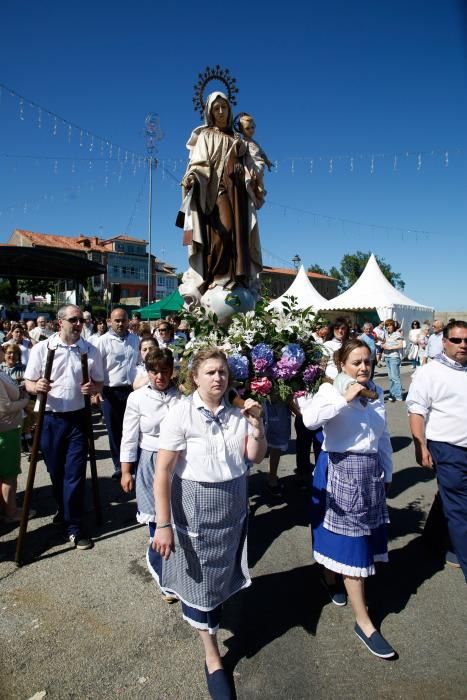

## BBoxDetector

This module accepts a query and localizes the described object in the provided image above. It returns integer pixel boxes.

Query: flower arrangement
[178,297,328,404]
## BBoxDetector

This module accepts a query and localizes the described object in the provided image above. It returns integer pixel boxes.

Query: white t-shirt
[406,357,467,447]
[158,391,254,483]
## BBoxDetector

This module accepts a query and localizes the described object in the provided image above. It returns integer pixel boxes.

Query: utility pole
[144,113,163,304]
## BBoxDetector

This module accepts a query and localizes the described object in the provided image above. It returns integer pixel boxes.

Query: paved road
[1,365,466,699]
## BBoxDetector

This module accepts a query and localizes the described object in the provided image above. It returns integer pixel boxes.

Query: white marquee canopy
[267,265,329,311]
[319,254,434,331]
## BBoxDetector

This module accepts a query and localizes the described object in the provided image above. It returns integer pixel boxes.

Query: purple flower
[251,343,274,367]
[253,358,270,373]
[270,357,300,380]
[227,353,249,380]
[303,364,322,384]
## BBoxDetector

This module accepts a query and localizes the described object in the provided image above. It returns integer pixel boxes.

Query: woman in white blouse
[298,339,396,659]
[323,317,350,379]
[120,348,180,594]
[152,348,266,700]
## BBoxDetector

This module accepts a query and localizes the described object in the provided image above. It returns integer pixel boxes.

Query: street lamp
[144,112,163,304]
[292,254,301,272]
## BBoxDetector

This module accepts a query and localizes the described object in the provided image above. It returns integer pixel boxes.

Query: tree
[16,278,56,297]
[307,264,328,276]
[337,251,405,293]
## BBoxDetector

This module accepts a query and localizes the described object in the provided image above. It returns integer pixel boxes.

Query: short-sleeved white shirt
[158,391,254,483]
[25,333,104,413]
[406,357,467,447]
[96,329,139,387]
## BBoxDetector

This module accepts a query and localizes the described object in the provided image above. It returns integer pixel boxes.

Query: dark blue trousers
[102,385,132,473]
[41,410,88,536]
[295,416,322,477]
[428,440,467,582]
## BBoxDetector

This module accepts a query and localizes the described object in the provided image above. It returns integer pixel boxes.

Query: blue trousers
[41,410,88,536]
[102,385,132,473]
[428,440,467,582]
[295,416,322,476]
[385,355,403,399]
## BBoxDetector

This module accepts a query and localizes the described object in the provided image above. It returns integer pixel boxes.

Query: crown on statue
[192,65,239,118]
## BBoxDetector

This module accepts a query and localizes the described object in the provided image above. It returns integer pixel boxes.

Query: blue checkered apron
[324,452,389,537]
[159,473,250,611]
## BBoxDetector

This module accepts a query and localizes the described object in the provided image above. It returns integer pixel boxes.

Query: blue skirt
[312,451,388,577]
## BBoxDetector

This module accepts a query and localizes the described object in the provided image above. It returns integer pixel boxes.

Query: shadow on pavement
[222,562,325,673]
[248,473,311,568]
[388,464,435,499]
[2,473,141,566]
[390,435,413,453]
[367,536,444,628]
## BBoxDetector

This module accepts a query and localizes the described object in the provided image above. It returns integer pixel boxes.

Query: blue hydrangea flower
[227,353,249,380]
[251,343,274,367]
[282,343,305,367]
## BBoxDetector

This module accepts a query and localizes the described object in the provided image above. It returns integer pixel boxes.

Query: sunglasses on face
[64,317,84,324]
[445,337,467,345]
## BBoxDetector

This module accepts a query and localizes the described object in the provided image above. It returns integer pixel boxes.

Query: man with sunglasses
[25,305,104,550]
[407,320,467,581]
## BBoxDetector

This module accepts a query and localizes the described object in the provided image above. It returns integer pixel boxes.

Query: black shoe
[204,664,233,700]
[320,573,347,606]
[266,481,284,498]
[69,533,94,550]
[111,470,122,481]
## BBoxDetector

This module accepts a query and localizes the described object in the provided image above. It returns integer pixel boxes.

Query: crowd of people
[1,305,466,699]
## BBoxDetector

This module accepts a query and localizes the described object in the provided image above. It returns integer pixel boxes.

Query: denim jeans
[385,355,403,399]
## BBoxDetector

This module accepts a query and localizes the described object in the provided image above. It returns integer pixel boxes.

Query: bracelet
[156,522,172,529]
[253,433,266,441]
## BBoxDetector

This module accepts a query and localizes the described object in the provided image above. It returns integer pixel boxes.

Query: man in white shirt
[426,319,444,360]
[28,316,53,344]
[25,305,104,550]
[406,320,467,580]
[97,307,139,479]
[81,311,94,340]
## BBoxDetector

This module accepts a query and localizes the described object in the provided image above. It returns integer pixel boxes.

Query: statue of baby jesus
[236,113,273,209]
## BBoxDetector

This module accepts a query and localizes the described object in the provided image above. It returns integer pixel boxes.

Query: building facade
[259,266,338,300]
[8,229,177,305]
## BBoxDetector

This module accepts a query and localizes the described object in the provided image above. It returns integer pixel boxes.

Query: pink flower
[250,377,272,396]
[253,358,270,373]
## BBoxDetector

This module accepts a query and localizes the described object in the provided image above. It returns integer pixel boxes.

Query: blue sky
[1,0,466,310]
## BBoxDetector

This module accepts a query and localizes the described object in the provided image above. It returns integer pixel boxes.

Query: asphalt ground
[1,363,466,700]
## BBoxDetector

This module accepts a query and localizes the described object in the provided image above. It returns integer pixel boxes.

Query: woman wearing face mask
[151,348,266,699]
[298,340,395,660]
[179,91,262,305]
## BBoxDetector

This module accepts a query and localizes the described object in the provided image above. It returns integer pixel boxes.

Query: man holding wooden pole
[24,305,104,550]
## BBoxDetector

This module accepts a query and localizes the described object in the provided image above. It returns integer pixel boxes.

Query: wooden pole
[80,353,102,526]
[15,348,55,566]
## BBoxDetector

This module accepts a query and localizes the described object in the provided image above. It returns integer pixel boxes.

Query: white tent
[267,265,330,311]
[320,254,434,332]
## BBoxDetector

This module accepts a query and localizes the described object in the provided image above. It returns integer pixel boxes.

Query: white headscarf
[186,91,233,151]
